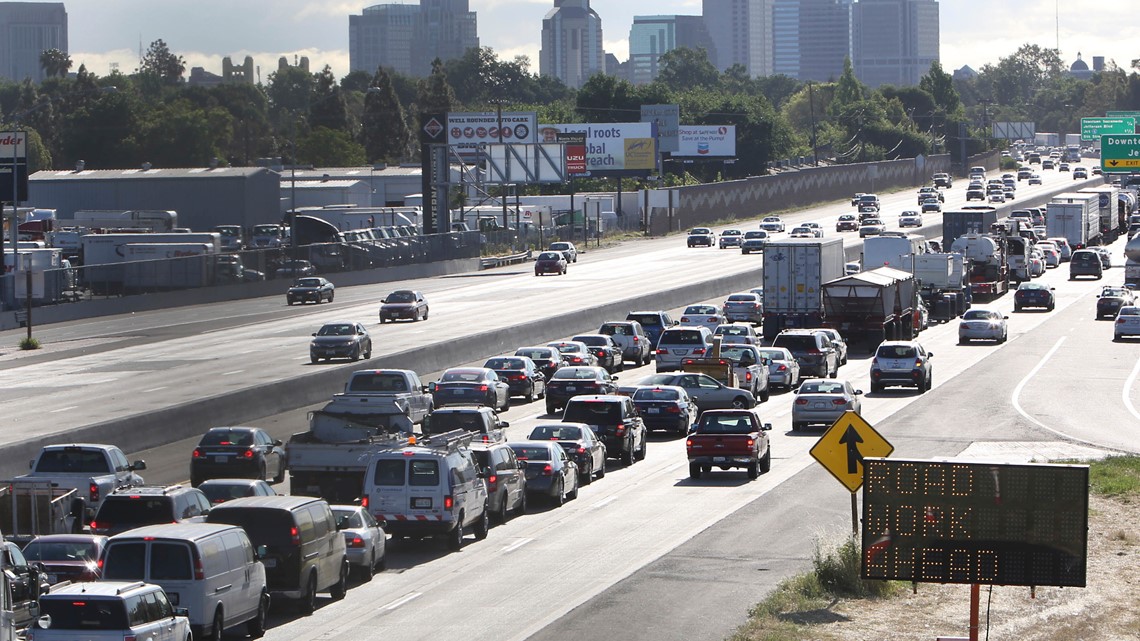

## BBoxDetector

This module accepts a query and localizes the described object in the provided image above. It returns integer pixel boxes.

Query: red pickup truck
[685,409,772,480]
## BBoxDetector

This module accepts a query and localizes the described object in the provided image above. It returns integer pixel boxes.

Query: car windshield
[199,429,255,446]
[1120,307,1140,316]
[684,305,717,314]
[295,278,321,287]
[550,243,570,250]
[38,597,129,630]
[386,291,416,303]
[34,449,112,474]
[660,330,705,345]
[1103,288,1128,297]
[772,335,818,351]
[23,539,100,562]
[719,346,759,362]
[317,324,355,336]
[564,401,621,423]
[551,368,601,380]
[332,509,364,530]
[690,228,711,234]
[962,310,998,321]
[722,230,741,236]
[440,369,487,382]
[599,324,631,336]
[530,424,582,440]
[627,314,662,327]
[799,381,846,394]
[347,372,409,392]
[758,349,787,361]
[550,343,585,353]
[573,336,607,346]
[511,445,554,461]
[696,414,755,434]
[516,348,553,360]
[745,231,767,238]
[717,326,750,336]
[633,387,680,401]
[95,497,172,525]
[537,252,561,260]
[200,483,256,504]
[485,358,525,370]
[876,345,917,359]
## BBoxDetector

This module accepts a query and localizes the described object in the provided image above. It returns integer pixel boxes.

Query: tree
[297,126,366,167]
[655,47,719,92]
[417,59,457,113]
[919,60,960,114]
[340,70,372,93]
[266,64,315,132]
[39,48,71,78]
[137,39,185,85]
[361,66,410,163]
[830,57,864,116]
[980,44,1063,110]
[575,74,638,123]
[309,65,348,134]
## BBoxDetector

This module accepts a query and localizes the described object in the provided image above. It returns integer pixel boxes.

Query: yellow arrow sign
[810,410,894,493]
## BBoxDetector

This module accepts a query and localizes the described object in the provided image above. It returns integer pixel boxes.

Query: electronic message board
[861,459,1088,587]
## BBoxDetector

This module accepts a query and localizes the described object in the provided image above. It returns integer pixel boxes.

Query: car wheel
[689,462,702,479]
[330,559,349,600]
[361,550,375,581]
[328,292,334,303]
[287,300,294,306]
[364,347,372,359]
[870,382,883,394]
[501,394,511,412]
[580,460,592,485]
[208,608,224,641]
[553,483,565,507]
[759,386,770,403]
[257,461,267,481]
[595,459,606,479]
[567,479,579,500]
[747,461,759,480]
[622,446,635,466]
[635,436,647,461]
[310,355,318,364]
[351,348,360,362]
[473,506,489,540]
[525,385,535,403]
[1014,305,1022,312]
[546,401,557,415]
[731,396,749,409]
[759,447,772,474]
[791,422,803,432]
[299,573,317,615]
[248,592,269,638]
[447,517,464,551]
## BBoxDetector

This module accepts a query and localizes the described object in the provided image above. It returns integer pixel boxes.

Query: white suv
[362,430,489,551]
[870,340,933,393]
[29,581,192,641]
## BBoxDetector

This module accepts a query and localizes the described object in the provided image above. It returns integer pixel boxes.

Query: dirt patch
[770,495,1140,640]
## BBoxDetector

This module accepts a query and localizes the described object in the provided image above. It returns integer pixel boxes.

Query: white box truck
[761,237,846,341]
[861,233,927,273]
[1046,192,1101,249]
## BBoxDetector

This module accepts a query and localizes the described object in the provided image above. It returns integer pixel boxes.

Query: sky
[62,1,1134,82]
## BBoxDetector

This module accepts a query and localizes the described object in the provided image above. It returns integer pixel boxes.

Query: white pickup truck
[339,369,434,424]
[13,444,146,523]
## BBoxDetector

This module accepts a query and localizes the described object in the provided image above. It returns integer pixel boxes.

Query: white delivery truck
[761,237,846,341]
[1046,192,1101,249]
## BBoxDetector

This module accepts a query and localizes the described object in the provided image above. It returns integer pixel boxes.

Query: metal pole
[514,186,521,250]
[851,492,858,538]
[969,584,980,641]
[808,82,819,166]
[24,261,31,342]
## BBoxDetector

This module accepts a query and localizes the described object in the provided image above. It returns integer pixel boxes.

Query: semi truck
[942,207,1000,249]
[951,233,1010,300]
[915,253,970,322]
[761,237,846,341]
[1077,185,1125,243]
[821,266,917,347]
[1046,193,1101,249]
[862,233,927,273]
[121,243,216,292]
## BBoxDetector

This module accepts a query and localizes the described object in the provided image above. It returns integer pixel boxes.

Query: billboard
[538,123,656,174]
[675,126,737,157]
[991,122,1035,140]
[641,104,680,153]
[447,112,537,155]
[558,132,588,175]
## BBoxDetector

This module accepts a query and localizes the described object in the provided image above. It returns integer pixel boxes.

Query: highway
[0,168,1129,640]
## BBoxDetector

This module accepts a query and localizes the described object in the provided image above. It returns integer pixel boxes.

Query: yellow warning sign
[809,410,894,493]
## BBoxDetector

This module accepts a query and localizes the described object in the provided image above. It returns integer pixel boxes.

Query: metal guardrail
[479,250,532,269]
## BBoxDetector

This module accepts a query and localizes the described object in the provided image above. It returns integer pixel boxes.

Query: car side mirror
[927,352,933,358]
[132,460,147,471]
[518,461,527,470]
[256,545,268,560]
[498,421,510,428]
[422,385,431,393]
[311,333,317,337]
[174,607,190,618]
[762,423,772,431]
[274,440,283,447]
[612,376,619,381]
[1003,315,1009,320]
[854,390,864,395]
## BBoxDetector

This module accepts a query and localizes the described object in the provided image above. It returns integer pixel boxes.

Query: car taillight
[795,399,808,405]
[913,359,923,367]
[745,371,752,382]
[348,536,365,548]
[542,464,553,476]
[243,449,254,459]
[685,438,694,447]
[434,383,442,393]
[615,423,625,435]
[194,555,205,580]
[570,356,583,363]
[633,336,640,343]
[291,526,301,546]
[1118,318,1127,324]
[806,349,821,354]
[512,374,527,381]
[833,399,848,405]
[666,406,681,413]
[746,438,754,448]
[680,317,690,323]
[444,496,454,510]
[576,447,586,455]
[707,318,717,323]
[362,496,369,508]
[89,520,100,531]
[692,348,705,355]
[488,474,498,485]
[192,448,203,458]
[90,483,100,503]
[479,384,489,392]
[657,348,667,354]
[777,365,787,372]
[125,635,137,641]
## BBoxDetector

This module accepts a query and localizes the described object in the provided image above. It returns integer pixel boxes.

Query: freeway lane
[0,170,1090,465]
[118,233,1129,641]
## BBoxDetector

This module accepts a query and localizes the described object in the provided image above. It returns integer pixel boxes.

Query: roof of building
[1070,54,1089,72]
[31,166,272,181]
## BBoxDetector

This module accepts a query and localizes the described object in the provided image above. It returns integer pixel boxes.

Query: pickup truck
[685,409,772,480]
[681,343,770,402]
[340,369,434,424]
[14,444,146,522]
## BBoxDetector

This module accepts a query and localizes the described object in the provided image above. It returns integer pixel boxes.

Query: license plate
[713,457,727,463]
[262,558,276,568]
[812,402,828,409]
[647,407,660,413]
[214,455,227,463]
[453,389,466,394]
[412,497,431,509]
[566,386,576,391]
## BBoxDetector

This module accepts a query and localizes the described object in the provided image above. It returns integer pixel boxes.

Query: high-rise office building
[0,2,66,83]
[772,0,851,82]
[701,0,771,77]
[349,1,478,78]
[540,0,605,89]
[628,15,715,84]
[852,0,939,87]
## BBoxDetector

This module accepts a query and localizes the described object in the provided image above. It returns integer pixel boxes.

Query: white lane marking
[49,406,77,414]
[1122,354,1140,422]
[143,386,167,393]
[501,538,533,553]
[381,592,422,611]
[591,496,619,509]
[221,370,244,376]
[1011,337,1065,430]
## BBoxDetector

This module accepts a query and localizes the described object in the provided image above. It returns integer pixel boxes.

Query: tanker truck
[950,233,1010,300]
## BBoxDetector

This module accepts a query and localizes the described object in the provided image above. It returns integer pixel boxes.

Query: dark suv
[206,495,349,614]
[562,395,646,465]
[1069,249,1103,280]
[771,329,840,378]
[91,485,211,536]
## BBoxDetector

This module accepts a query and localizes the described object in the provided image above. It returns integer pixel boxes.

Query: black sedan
[286,277,334,305]
[534,251,568,276]
[572,334,623,373]
[483,356,547,402]
[190,426,286,487]
[1097,286,1135,319]
[545,366,618,415]
[379,289,429,322]
[508,441,579,507]
[528,422,607,484]
[1013,282,1056,312]
[433,367,511,411]
[632,385,697,434]
[515,346,567,382]
[310,321,372,363]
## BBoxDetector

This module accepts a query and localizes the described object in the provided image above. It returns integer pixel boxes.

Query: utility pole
[808,82,819,166]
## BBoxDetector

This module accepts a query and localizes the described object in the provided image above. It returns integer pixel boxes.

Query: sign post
[809,410,894,536]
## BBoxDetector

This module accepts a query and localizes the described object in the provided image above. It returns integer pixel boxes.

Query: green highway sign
[1107,111,1140,119]
[1082,117,1136,141]
[1100,134,1140,172]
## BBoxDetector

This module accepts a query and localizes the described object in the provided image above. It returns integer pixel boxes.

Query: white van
[362,429,489,552]
[100,523,269,641]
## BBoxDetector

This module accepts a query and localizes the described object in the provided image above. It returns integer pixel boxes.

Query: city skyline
[54,1,1136,83]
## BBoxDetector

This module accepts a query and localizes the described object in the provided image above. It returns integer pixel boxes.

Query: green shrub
[19,337,40,350]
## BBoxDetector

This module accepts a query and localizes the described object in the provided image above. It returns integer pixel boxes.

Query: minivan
[205,496,348,615]
[1069,249,1103,280]
[101,523,269,641]
[654,326,714,372]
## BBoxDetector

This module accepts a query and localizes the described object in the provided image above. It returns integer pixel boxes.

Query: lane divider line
[381,592,422,611]
[501,538,533,553]
[1011,337,1065,431]
[1122,352,1140,422]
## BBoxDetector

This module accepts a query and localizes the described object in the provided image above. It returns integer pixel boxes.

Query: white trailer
[861,233,927,273]
[1046,193,1101,249]
[72,209,178,232]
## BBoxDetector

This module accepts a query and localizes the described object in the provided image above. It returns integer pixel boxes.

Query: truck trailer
[822,266,917,348]
[761,237,846,341]
[942,207,1000,249]
[1046,192,1101,249]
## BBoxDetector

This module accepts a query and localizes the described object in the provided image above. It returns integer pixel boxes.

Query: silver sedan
[791,378,862,431]
[331,505,387,581]
[636,373,756,412]
[758,346,800,390]
[958,308,1008,344]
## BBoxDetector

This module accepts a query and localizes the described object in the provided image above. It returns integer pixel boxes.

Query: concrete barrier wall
[0,258,482,331]
[664,155,953,230]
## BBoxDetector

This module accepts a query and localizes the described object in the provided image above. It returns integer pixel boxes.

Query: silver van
[654,326,714,372]
[101,523,269,641]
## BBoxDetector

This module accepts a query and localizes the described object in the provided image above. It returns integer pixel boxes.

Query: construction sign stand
[809,410,893,536]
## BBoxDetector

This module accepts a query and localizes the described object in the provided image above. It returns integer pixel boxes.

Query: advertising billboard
[538,123,656,175]
[675,126,736,157]
[641,104,680,153]
[558,132,588,175]
[447,112,537,155]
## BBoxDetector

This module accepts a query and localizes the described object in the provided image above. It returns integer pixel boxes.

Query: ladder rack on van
[420,429,475,451]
